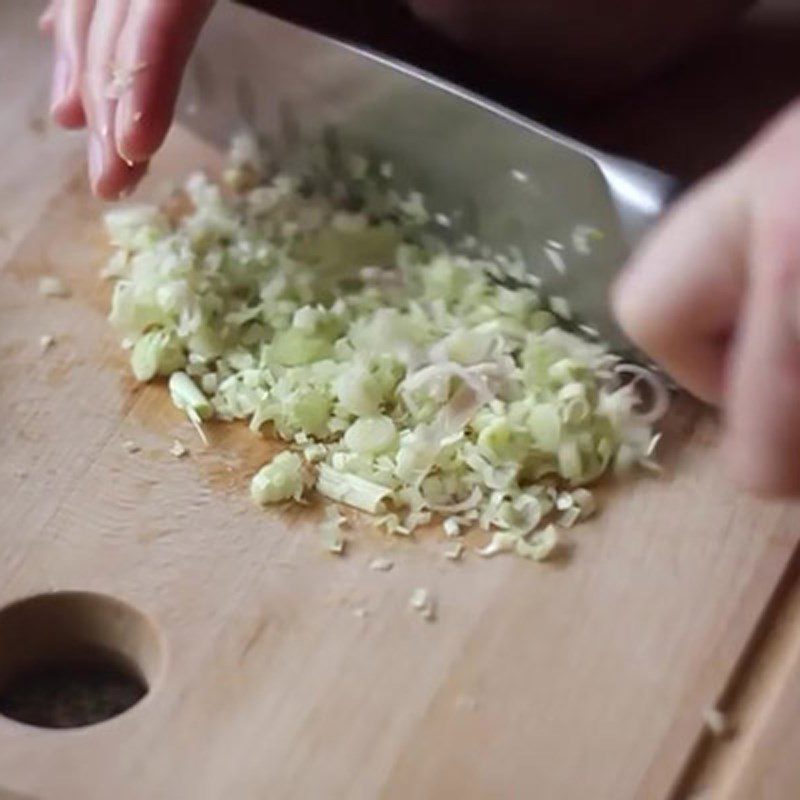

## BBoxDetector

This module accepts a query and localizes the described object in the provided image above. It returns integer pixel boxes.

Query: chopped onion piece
[615,364,670,425]
[316,464,391,513]
[251,451,306,505]
[428,486,483,515]
[515,525,560,561]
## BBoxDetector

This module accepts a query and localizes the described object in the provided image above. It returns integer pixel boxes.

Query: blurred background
[261,0,800,182]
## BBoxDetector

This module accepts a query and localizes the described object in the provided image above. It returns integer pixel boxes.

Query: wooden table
[2,2,800,798]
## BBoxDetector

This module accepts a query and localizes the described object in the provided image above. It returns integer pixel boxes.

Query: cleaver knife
[177,1,678,352]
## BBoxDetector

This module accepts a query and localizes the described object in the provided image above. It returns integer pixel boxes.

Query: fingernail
[115,97,141,164]
[50,56,70,113]
[88,134,104,187]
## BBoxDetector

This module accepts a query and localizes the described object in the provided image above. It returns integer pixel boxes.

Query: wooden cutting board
[1,124,799,800]
[4,4,800,797]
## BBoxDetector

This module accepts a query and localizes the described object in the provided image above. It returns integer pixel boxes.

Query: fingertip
[724,420,800,498]
[727,449,800,499]
[611,260,661,356]
[49,53,88,129]
[39,11,55,34]
[115,96,169,164]
[116,126,158,166]
[51,98,87,129]
[612,270,727,406]
[92,160,148,201]
[88,134,148,200]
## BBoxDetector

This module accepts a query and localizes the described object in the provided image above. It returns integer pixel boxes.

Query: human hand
[613,102,800,497]
[41,0,214,200]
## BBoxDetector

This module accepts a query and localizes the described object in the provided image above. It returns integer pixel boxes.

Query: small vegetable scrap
[444,542,464,561]
[571,224,604,256]
[368,557,394,572]
[106,62,148,100]
[39,334,55,353]
[443,517,460,538]
[168,372,212,444]
[477,524,561,561]
[250,451,305,505]
[132,330,185,382]
[319,506,348,555]
[102,133,668,562]
[38,275,70,298]
[122,439,141,454]
[169,439,188,458]
[409,587,436,621]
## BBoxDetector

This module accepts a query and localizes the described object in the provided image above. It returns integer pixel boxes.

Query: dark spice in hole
[0,657,147,729]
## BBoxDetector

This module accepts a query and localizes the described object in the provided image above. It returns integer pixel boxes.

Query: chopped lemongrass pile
[102,133,668,561]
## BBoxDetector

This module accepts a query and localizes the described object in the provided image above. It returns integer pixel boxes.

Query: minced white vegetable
[250,451,305,505]
[319,506,347,554]
[444,542,465,561]
[168,371,213,444]
[170,439,188,458]
[39,334,55,353]
[102,135,668,561]
[409,587,436,620]
[132,329,185,381]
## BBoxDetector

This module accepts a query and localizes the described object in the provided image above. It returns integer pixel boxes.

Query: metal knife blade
[178,2,678,351]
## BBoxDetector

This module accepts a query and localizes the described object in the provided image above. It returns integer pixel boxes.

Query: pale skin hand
[613,102,800,497]
[41,0,214,200]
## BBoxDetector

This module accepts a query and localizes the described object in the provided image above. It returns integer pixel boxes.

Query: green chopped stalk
[343,416,397,455]
[514,525,560,561]
[570,488,596,519]
[131,329,185,382]
[444,542,465,561]
[477,532,519,558]
[251,451,305,505]
[168,371,213,443]
[318,506,347,554]
[316,463,391,513]
[409,587,435,620]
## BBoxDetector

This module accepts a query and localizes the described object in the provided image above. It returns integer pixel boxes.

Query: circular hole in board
[0,592,163,730]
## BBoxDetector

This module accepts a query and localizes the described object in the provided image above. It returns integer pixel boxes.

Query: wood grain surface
[2,3,800,799]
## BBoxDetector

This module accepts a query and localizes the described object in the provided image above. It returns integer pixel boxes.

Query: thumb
[724,169,800,495]
[612,168,748,405]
